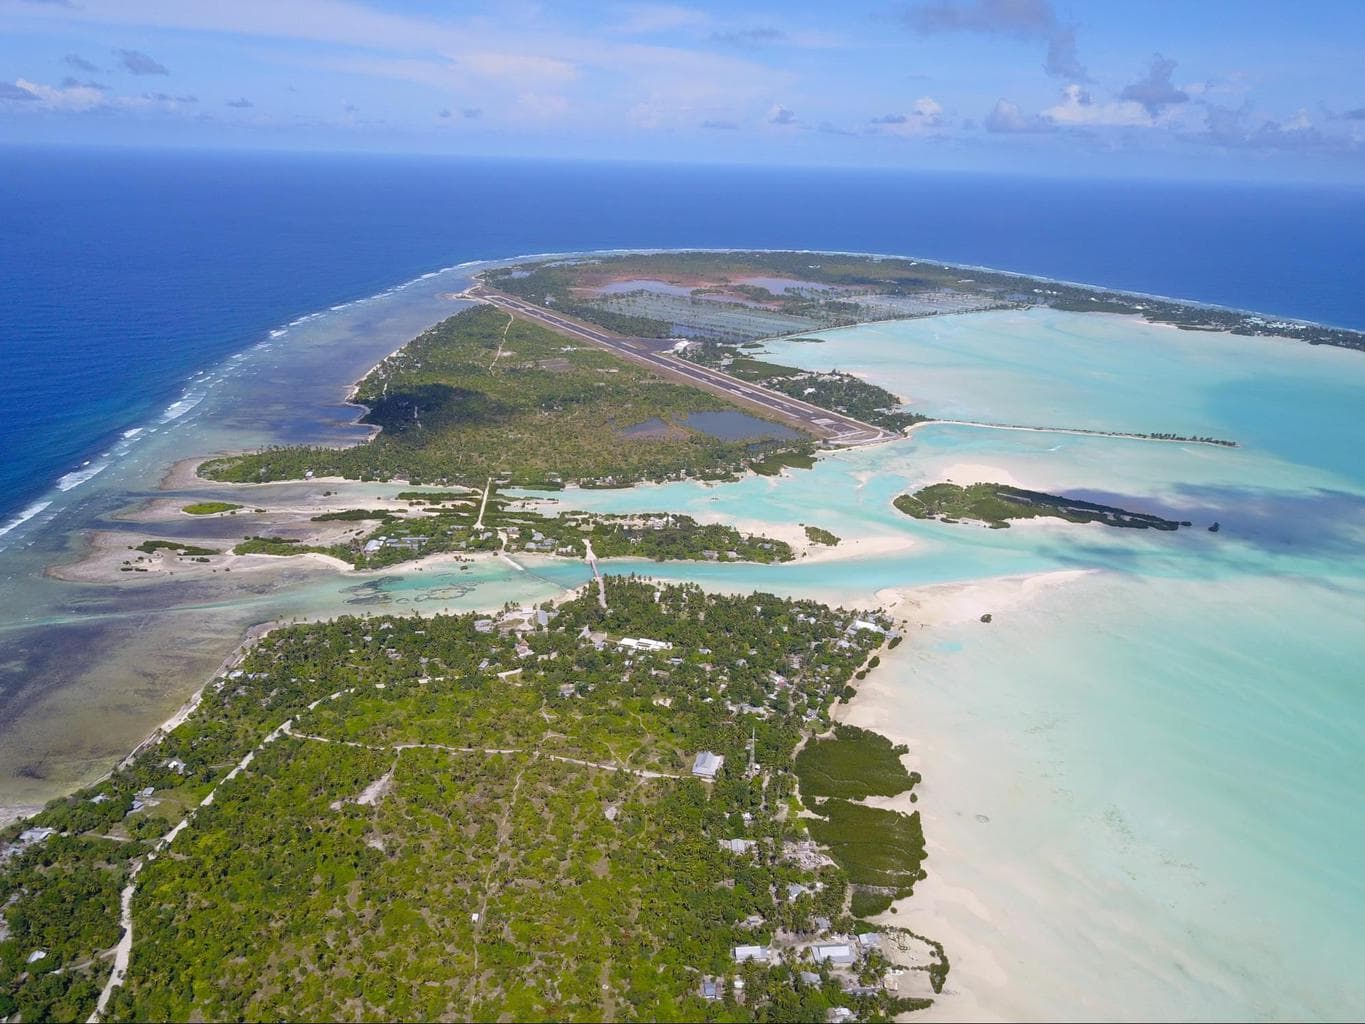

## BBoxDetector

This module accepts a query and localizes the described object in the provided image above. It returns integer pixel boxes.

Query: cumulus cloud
[8,77,109,110]
[818,121,856,136]
[1119,53,1189,116]
[902,0,1087,80]
[116,49,169,76]
[867,97,946,135]
[63,54,100,73]
[710,27,786,47]
[0,81,40,102]
[1342,107,1365,121]
[1043,83,1149,127]
[143,92,197,103]
[226,97,254,108]
[767,104,797,125]
[1198,104,1348,152]
[984,97,1054,133]
[700,118,739,129]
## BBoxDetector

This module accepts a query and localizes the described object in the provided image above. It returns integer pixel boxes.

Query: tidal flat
[2,253,1363,1018]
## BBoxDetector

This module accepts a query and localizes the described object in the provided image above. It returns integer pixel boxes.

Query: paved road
[465,285,896,447]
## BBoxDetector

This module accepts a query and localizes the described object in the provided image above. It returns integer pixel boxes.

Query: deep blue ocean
[2,144,1363,526]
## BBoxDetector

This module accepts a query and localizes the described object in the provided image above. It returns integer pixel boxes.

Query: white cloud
[611,3,709,35]
[867,96,946,136]
[11,76,108,110]
[455,52,577,83]
[1043,83,1150,127]
[984,97,1052,133]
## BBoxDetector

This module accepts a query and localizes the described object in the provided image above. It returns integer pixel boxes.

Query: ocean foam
[56,462,107,491]
[0,500,53,540]
[159,393,206,422]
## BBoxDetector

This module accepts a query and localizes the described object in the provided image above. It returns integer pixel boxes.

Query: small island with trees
[894,482,1189,531]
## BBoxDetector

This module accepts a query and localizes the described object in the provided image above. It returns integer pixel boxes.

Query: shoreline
[7,243,1357,549]
[834,567,1098,1020]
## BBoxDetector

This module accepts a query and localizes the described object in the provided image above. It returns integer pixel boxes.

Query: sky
[2,0,1364,182]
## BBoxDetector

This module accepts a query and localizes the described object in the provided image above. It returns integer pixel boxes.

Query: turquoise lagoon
[520,310,1365,1020]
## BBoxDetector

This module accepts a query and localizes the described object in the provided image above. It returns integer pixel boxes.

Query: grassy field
[202,306,810,489]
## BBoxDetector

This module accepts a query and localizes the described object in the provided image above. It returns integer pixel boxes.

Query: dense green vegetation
[1,580,941,1022]
[807,801,927,894]
[203,307,809,489]
[795,726,926,921]
[231,490,792,570]
[796,725,918,801]
[180,501,241,515]
[311,508,400,522]
[803,526,840,546]
[690,348,928,434]
[132,540,219,556]
[894,482,1189,531]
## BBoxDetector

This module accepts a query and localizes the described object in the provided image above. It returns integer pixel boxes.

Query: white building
[811,943,856,966]
[618,637,673,652]
[732,944,770,963]
[692,751,725,780]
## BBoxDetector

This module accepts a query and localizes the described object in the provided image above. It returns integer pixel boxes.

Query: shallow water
[522,310,1365,1020]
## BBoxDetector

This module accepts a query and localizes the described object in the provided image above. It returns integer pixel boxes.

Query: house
[811,943,856,966]
[557,683,576,698]
[618,637,673,652]
[363,539,383,555]
[827,1008,855,1024]
[732,945,769,964]
[799,971,822,986]
[474,619,495,633]
[786,882,811,900]
[699,977,722,1001]
[692,751,724,780]
[856,932,881,950]
[849,619,885,635]
[719,838,756,855]
[166,757,187,774]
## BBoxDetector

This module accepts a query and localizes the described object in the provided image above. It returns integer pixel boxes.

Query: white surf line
[90,717,296,1022]
[908,419,1236,447]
